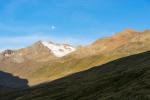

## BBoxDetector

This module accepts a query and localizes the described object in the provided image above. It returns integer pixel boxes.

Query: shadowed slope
[4,51,150,100]
[0,71,29,96]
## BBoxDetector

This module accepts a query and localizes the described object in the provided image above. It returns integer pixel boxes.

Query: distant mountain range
[0,29,150,88]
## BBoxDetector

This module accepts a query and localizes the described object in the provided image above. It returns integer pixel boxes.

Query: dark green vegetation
[2,51,150,100]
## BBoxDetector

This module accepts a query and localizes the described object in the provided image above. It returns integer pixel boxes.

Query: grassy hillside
[1,30,150,86]
[2,51,150,100]
[26,30,150,85]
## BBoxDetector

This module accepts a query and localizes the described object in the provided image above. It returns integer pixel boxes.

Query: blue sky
[0,0,150,50]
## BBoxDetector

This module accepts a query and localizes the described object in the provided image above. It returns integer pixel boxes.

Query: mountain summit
[0,41,76,63]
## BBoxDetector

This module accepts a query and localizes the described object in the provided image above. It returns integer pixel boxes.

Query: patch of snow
[41,41,76,57]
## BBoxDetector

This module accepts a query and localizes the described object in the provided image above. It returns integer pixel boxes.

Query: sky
[0,0,150,50]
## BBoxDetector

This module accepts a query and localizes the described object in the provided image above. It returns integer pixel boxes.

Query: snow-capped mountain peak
[41,41,76,57]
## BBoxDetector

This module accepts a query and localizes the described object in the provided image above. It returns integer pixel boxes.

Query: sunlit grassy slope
[29,44,150,85]
[27,30,150,85]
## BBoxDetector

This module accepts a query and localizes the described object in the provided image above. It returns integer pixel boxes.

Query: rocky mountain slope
[0,29,150,86]
[2,51,150,100]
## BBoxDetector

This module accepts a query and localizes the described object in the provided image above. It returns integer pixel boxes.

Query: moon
[51,25,56,30]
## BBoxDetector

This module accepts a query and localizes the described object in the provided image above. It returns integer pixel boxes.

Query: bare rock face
[2,50,14,57]
[0,50,15,62]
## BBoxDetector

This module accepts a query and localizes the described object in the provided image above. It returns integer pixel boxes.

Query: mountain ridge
[0,29,150,86]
